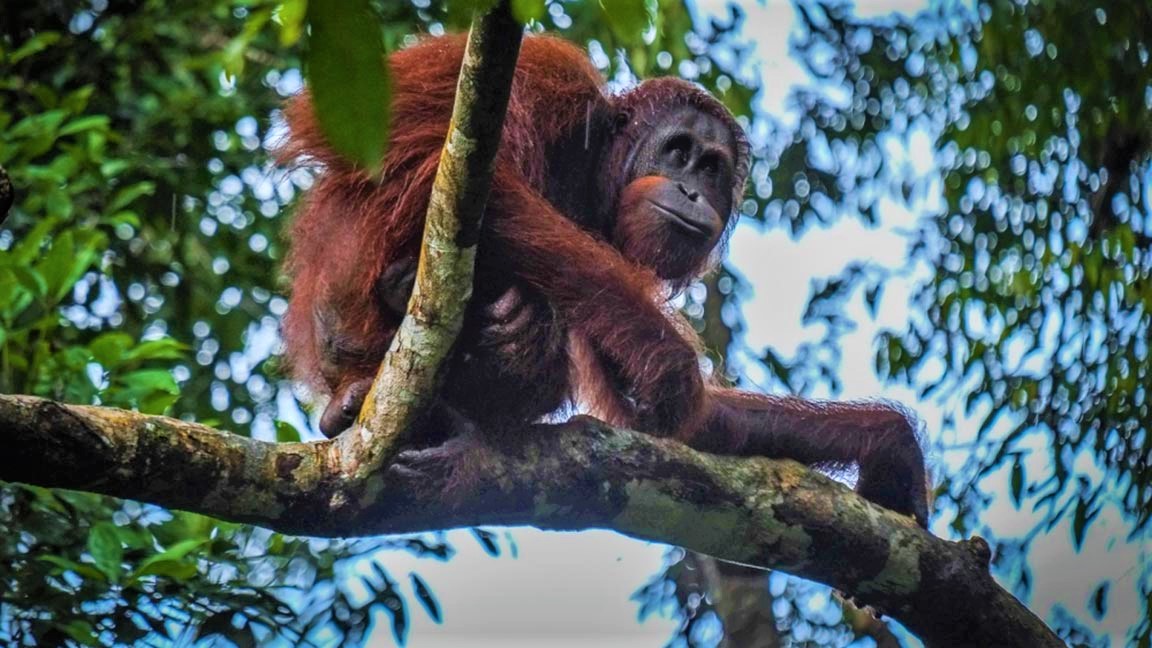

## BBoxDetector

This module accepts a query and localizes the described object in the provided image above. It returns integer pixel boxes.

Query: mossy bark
[0,397,1061,647]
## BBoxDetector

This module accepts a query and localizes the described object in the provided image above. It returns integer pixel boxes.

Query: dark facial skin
[612,108,739,279]
[629,107,738,217]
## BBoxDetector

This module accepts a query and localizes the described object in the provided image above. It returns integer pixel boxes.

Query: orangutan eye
[663,135,692,167]
[699,153,720,175]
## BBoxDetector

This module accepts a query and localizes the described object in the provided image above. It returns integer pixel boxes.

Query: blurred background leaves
[0,0,1149,645]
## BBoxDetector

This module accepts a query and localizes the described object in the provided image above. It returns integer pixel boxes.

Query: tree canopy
[0,0,1148,646]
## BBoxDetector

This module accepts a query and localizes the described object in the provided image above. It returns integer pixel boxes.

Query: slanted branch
[0,3,1062,647]
[333,1,523,478]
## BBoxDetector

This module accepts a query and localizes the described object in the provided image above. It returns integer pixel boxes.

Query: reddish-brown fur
[280,34,929,525]
[280,36,606,397]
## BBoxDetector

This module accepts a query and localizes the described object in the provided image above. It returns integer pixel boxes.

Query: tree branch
[0,395,1060,646]
[345,0,523,476]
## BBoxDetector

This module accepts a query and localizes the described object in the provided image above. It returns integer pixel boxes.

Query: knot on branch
[961,535,992,568]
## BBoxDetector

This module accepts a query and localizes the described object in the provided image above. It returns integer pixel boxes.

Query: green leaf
[7,32,62,64]
[60,85,95,114]
[223,8,273,78]
[1010,458,1024,507]
[114,366,182,410]
[100,159,131,178]
[511,0,546,24]
[133,559,199,581]
[109,211,141,228]
[139,390,179,414]
[599,0,654,45]
[107,181,156,213]
[58,115,110,137]
[123,337,188,363]
[9,216,59,266]
[306,0,391,173]
[275,420,302,442]
[278,0,308,46]
[116,368,181,413]
[38,555,107,581]
[8,109,67,139]
[87,522,124,582]
[44,188,73,219]
[1090,583,1109,620]
[119,368,179,393]
[90,332,135,369]
[36,229,104,303]
[411,573,442,622]
[1072,498,1088,550]
[37,230,77,303]
[153,538,208,565]
[10,266,47,299]
[61,619,99,646]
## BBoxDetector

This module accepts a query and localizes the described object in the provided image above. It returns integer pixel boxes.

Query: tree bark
[348,0,523,475]
[0,395,1061,647]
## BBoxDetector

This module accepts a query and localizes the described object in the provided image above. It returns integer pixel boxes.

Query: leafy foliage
[12,0,1143,644]
[766,0,1151,643]
[305,0,391,173]
[0,1,441,644]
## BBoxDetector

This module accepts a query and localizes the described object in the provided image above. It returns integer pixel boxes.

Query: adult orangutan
[280,34,929,526]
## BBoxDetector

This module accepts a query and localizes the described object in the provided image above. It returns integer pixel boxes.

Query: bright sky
[337,1,1145,645]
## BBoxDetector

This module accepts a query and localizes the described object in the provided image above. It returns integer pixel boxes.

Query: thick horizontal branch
[0,394,1060,647]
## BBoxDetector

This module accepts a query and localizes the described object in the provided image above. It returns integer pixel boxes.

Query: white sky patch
[354,529,676,647]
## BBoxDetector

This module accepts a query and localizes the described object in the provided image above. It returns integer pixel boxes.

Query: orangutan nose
[677,183,700,202]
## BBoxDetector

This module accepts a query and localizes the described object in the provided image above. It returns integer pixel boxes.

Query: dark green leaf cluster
[0,1,446,645]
